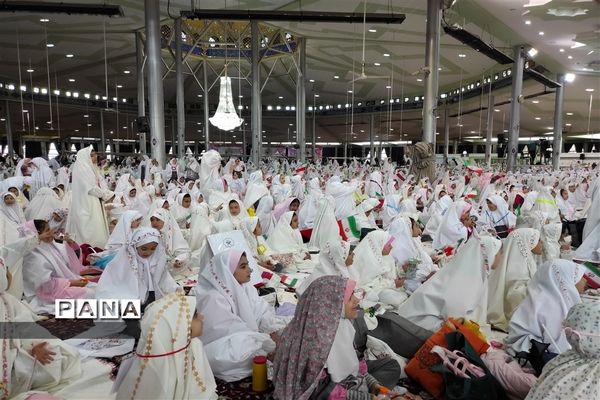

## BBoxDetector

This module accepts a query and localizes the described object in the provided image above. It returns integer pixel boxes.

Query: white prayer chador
[65,146,112,248]
[255,195,275,238]
[480,194,516,230]
[388,216,438,293]
[573,223,600,262]
[506,259,584,355]
[0,192,25,226]
[0,257,82,400]
[525,302,600,400]
[432,200,469,250]
[105,210,143,251]
[96,227,178,303]
[24,188,63,221]
[398,237,501,333]
[487,228,541,331]
[114,292,217,400]
[308,196,340,251]
[150,208,191,266]
[296,241,354,296]
[23,240,94,313]
[195,249,287,381]
[541,222,562,262]
[266,211,305,254]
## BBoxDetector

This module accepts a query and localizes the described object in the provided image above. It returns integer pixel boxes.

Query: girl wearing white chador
[506,259,584,356]
[195,249,288,382]
[105,210,143,251]
[114,291,217,400]
[525,302,600,400]
[65,146,114,248]
[96,227,178,303]
[266,211,311,269]
[296,240,356,296]
[0,249,82,400]
[487,228,541,331]
[388,216,438,294]
[23,220,96,314]
[352,230,405,308]
[397,236,502,334]
[24,187,64,221]
[149,208,192,275]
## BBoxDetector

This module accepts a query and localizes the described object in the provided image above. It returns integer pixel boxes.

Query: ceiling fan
[350,0,389,83]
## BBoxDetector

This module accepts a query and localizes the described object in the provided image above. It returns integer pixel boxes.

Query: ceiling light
[571,42,586,49]
[314,94,319,98]
[535,117,541,120]
[83,114,89,118]
[309,79,315,83]
[278,96,283,99]
[458,53,466,58]
[368,29,377,33]
[538,31,544,36]
[565,73,576,83]
[417,78,423,82]
[46,43,54,47]
[383,53,390,57]
[559,48,565,52]
[83,93,90,98]
[87,124,92,127]
[117,84,123,88]
[386,85,391,89]
[0,118,4,122]
[532,100,539,104]
[333,75,339,79]
[585,88,595,92]
[568,55,573,59]
[123,70,131,74]
[26,68,34,73]
[65,54,74,58]
[197,94,202,97]
[374,62,381,66]
[74,129,79,132]
[68,78,75,82]
[494,109,501,112]
[587,50,595,55]
[565,123,572,126]
[347,90,353,93]
[527,48,538,58]
[525,20,531,25]
[40,18,49,22]
[123,126,127,129]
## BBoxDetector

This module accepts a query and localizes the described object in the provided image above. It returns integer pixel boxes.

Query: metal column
[250,20,262,165]
[100,108,106,155]
[136,31,146,155]
[443,106,449,166]
[144,0,166,166]
[507,45,525,172]
[369,114,375,164]
[422,0,442,145]
[203,60,210,150]
[552,74,565,170]
[4,100,13,158]
[485,94,495,167]
[171,115,176,156]
[295,37,306,162]
[312,107,316,160]
[175,18,186,158]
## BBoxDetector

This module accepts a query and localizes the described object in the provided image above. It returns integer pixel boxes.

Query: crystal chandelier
[209,73,243,131]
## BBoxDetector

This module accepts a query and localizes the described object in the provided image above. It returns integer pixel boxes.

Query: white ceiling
[0,0,597,147]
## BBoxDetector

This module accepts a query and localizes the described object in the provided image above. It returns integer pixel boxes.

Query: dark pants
[122,291,156,340]
[567,219,586,247]
[353,311,402,389]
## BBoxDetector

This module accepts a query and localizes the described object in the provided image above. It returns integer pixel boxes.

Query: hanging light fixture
[210,67,243,131]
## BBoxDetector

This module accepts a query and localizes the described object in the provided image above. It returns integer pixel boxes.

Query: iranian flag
[340,215,361,241]
[294,164,306,176]
[464,159,483,175]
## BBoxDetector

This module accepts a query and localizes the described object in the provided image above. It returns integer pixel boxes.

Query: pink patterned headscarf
[273,275,349,400]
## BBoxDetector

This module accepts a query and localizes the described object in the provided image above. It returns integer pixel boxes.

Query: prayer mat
[37,314,95,339]
[216,377,274,399]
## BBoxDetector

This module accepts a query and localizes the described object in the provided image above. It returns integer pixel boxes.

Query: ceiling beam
[0,1,123,17]
[181,10,405,24]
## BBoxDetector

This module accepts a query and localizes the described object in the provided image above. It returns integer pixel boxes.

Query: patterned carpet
[35,316,429,399]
